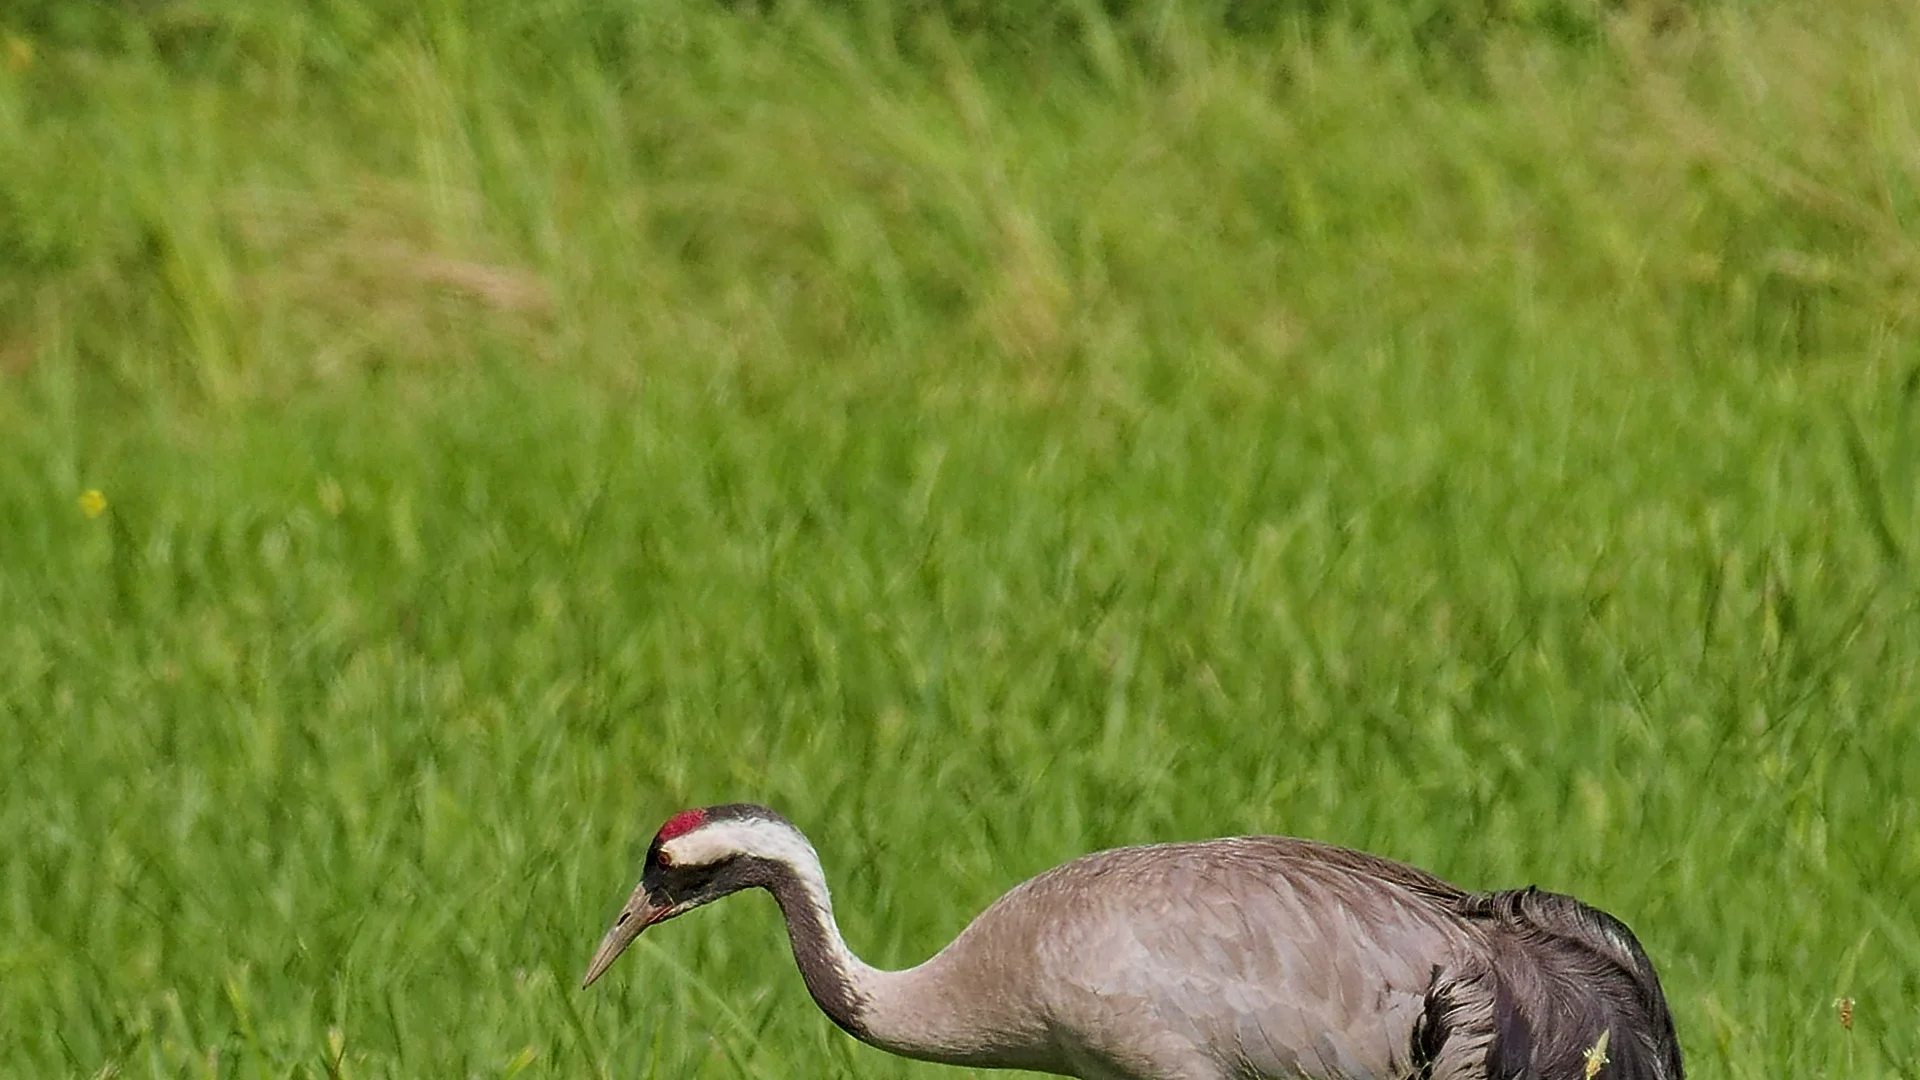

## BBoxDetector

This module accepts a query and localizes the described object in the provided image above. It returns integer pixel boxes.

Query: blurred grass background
[2,0,1918,1076]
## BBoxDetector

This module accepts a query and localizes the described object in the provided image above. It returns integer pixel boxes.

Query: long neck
[763,869,885,1037]
[757,841,1047,1069]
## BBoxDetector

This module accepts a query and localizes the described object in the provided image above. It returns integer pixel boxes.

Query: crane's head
[581,803,811,989]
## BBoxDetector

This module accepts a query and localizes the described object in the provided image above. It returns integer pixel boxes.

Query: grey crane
[583,803,1684,1080]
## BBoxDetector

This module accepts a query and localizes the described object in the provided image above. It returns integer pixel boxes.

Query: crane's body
[583,804,1684,1080]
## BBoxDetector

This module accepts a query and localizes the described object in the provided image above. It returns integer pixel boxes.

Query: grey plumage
[584,804,1684,1080]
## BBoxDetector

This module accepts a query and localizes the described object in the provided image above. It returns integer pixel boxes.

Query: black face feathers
[639,805,800,915]
[704,803,789,824]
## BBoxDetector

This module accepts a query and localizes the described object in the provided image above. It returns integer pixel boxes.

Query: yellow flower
[1582,1029,1610,1079]
[78,489,108,518]
[3,35,32,73]
[504,1046,539,1078]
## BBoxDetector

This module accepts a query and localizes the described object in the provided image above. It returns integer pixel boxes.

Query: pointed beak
[582,887,665,989]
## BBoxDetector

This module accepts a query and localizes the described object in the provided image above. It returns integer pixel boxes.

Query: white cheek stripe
[661,818,820,872]
[655,815,874,986]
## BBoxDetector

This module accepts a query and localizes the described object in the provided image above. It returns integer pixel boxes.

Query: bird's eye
[656,850,675,867]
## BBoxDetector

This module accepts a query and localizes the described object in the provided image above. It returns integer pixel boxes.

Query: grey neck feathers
[765,872,876,1039]
[753,845,1042,1069]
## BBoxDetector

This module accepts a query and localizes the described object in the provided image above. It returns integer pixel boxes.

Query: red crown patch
[655,808,707,842]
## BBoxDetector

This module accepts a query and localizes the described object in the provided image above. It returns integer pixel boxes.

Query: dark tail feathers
[1459,886,1684,1080]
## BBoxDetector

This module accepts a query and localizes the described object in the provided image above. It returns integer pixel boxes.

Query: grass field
[3,1,1919,1077]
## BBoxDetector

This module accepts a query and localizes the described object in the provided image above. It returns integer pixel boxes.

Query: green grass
[3,1,1918,1077]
